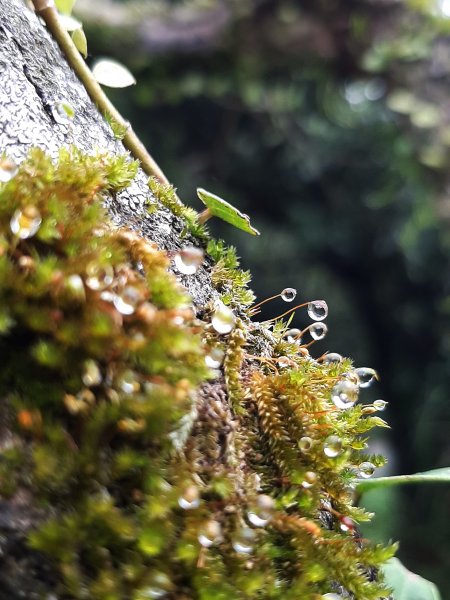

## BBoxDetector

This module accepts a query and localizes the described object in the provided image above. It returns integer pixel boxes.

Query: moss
[0,148,395,599]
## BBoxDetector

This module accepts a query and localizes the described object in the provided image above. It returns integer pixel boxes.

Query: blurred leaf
[58,14,82,32]
[92,59,136,88]
[197,188,260,236]
[72,28,87,58]
[55,0,76,16]
[356,467,450,493]
[382,558,441,599]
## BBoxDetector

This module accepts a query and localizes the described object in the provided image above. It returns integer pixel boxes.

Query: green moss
[0,148,395,599]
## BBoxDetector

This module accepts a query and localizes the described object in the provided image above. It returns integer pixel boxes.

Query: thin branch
[32,0,169,185]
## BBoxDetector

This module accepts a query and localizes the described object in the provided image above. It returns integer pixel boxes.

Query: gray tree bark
[0,1,215,597]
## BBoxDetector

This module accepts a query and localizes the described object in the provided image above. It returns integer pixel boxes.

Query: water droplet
[358,461,376,479]
[52,101,75,124]
[139,573,172,599]
[205,347,225,369]
[85,262,114,290]
[232,527,256,554]
[10,206,42,239]
[309,322,328,341]
[117,370,140,394]
[331,380,359,410]
[354,367,378,388]
[339,516,355,533]
[284,328,302,343]
[323,435,343,458]
[307,300,328,321]
[281,288,297,302]
[373,399,388,411]
[174,246,204,275]
[322,353,343,364]
[301,471,317,488]
[247,494,275,527]
[198,520,222,547]
[298,436,313,452]
[82,359,102,387]
[0,158,18,182]
[113,286,141,315]
[178,485,200,510]
[65,274,85,302]
[322,594,344,600]
[277,356,291,368]
[211,302,236,334]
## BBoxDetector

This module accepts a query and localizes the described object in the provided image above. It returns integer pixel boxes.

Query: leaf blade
[197,188,260,236]
[382,558,442,600]
[356,466,450,493]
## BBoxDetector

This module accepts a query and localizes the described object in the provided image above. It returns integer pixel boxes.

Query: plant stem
[32,0,169,185]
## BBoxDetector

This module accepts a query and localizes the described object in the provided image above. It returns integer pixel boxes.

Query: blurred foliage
[77,0,450,593]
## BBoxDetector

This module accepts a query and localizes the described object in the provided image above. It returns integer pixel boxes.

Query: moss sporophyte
[0,148,395,599]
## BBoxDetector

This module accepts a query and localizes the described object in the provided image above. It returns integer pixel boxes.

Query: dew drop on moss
[301,471,317,488]
[309,322,328,341]
[65,274,86,302]
[277,356,291,368]
[358,461,376,478]
[284,328,302,343]
[10,206,42,239]
[82,359,102,387]
[114,286,141,315]
[178,485,200,510]
[232,526,256,554]
[211,302,235,334]
[205,347,225,369]
[52,101,75,124]
[0,158,18,182]
[138,573,172,599]
[323,435,343,458]
[354,367,378,388]
[322,594,344,599]
[281,287,296,302]
[198,520,222,547]
[339,516,355,532]
[331,380,358,409]
[85,261,114,290]
[247,494,275,527]
[322,352,343,364]
[117,370,140,394]
[174,246,204,275]
[373,399,388,411]
[307,300,328,321]
[298,436,313,452]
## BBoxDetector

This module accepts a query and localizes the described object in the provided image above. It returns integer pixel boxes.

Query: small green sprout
[197,187,260,236]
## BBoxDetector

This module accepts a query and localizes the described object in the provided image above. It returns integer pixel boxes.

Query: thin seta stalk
[31,0,169,186]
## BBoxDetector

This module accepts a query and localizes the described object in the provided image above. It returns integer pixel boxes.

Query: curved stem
[262,301,309,323]
[32,1,169,185]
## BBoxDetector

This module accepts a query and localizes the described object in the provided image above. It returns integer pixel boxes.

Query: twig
[31,0,169,185]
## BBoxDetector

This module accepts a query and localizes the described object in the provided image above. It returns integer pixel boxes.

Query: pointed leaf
[197,188,260,235]
[92,59,136,89]
[356,466,450,494]
[72,27,87,58]
[382,558,441,600]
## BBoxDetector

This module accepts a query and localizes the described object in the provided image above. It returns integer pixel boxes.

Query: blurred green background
[76,0,450,594]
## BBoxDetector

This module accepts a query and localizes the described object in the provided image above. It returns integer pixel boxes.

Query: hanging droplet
[339,516,355,533]
[82,359,102,387]
[178,485,200,510]
[52,101,75,124]
[65,274,86,302]
[373,399,388,411]
[277,356,291,368]
[281,288,297,302]
[354,367,378,388]
[211,302,236,335]
[117,370,140,394]
[205,347,225,369]
[323,435,343,458]
[284,328,302,343]
[358,461,376,479]
[0,158,18,182]
[322,594,344,600]
[322,352,343,364]
[113,286,141,315]
[247,494,275,527]
[85,261,114,290]
[174,246,204,275]
[298,436,313,452]
[331,380,359,410]
[139,573,172,599]
[301,471,317,488]
[232,526,256,554]
[307,300,328,321]
[198,520,222,547]
[10,206,42,239]
[309,322,328,341]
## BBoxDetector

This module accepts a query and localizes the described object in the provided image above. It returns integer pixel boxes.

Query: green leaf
[356,466,450,493]
[92,59,136,89]
[55,0,76,15]
[71,28,87,58]
[382,558,441,600]
[197,188,260,236]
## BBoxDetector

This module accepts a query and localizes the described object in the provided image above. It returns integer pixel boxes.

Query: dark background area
[76,0,450,593]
